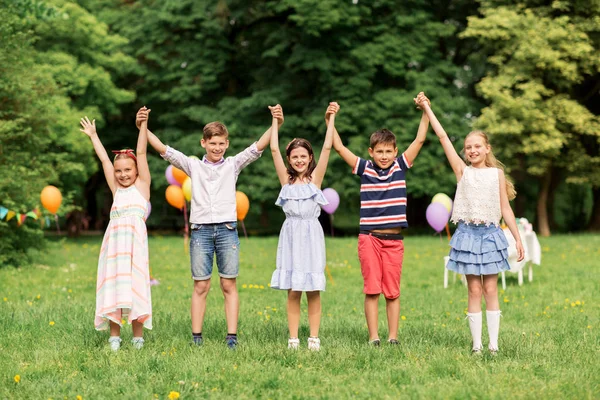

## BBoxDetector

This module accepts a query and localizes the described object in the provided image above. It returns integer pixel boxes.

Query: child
[80,113,153,351]
[331,95,430,346]
[415,93,524,354]
[137,106,282,349]
[269,102,339,351]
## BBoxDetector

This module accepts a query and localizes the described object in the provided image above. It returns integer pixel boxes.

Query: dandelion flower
[575,300,581,306]
[242,284,247,289]
[36,295,41,299]
[14,375,20,383]
[77,396,82,400]
[3,297,7,302]
[168,392,180,400]
[49,321,55,326]
[401,316,406,320]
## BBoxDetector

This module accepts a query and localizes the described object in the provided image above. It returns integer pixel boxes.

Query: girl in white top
[416,93,524,354]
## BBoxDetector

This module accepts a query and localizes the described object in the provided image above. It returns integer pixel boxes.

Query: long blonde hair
[464,130,516,200]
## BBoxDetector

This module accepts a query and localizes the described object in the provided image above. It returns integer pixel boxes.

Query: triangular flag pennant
[33,207,41,218]
[0,206,7,220]
[26,211,38,220]
[45,216,51,227]
[16,213,23,226]
[6,211,16,221]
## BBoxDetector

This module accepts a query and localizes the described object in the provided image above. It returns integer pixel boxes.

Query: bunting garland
[0,204,53,227]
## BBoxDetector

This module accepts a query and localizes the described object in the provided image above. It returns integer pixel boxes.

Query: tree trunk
[587,187,600,231]
[536,170,552,237]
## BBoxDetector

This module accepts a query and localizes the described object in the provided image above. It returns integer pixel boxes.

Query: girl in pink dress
[80,110,153,351]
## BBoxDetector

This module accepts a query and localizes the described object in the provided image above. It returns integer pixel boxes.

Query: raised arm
[499,170,525,261]
[417,94,466,181]
[328,105,358,168]
[257,105,284,152]
[135,109,151,201]
[312,102,339,188]
[80,117,116,195]
[269,104,288,186]
[403,109,429,165]
[136,107,167,155]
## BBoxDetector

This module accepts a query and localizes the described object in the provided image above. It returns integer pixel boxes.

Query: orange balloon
[165,185,185,209]
[40,185,62,214]
[236,191,250,221]
[172,166,188,185]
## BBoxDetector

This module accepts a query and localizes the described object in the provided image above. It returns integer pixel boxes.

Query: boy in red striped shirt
[331,94,429,346]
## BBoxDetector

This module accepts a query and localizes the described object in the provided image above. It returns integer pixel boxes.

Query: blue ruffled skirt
[446,222,510,276]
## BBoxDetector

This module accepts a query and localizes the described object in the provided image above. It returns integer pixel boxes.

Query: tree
[462,0,600,236]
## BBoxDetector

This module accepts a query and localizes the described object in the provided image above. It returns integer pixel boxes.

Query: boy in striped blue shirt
[330,94,429,346]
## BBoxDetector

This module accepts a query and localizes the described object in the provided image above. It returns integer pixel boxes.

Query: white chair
[444,256,466,288]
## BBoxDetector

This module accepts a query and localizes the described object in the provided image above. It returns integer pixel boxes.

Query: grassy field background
[1,234,599,399]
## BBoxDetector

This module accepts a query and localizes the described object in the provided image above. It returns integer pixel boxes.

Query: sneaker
[388,339,400,345]
[192,336,203,346]
[288,338,300,350]
[108,336,121,352]
[369,339,381,347]
[131,337,145,350]
[488,346,498,356]
[472,346,483,355]
[226,335,238,350]
[307,337,320,351]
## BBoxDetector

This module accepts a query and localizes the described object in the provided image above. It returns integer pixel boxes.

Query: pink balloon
[426,202,450,233]
[321,188,340,215]
[165,165,181,186]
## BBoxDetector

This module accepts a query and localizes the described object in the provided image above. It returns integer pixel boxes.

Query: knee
[482,284,497,298]
[468,284,483,298]
[288,290,302,301]
[220,278,237,295]
[194,280,210,296]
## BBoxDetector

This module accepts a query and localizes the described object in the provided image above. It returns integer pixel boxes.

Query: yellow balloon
[236,191,250,221]
[182,177,192,202]
[432,193,453,213]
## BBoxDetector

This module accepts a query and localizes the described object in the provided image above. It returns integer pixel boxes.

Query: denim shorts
[189,222,240,280]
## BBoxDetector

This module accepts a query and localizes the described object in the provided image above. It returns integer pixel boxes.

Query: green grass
[1,234,599,399]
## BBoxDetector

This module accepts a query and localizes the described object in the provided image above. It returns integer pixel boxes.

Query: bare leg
[482,274,500,311]
[306,291,321,337]
[191,279,211,333]
[109,321,121,337]
[365,294,380,340]
[132,320,143,337]
[220,277,239,334]
[287,290,302,338]
[466,275,483,312]
[385,297,400,341]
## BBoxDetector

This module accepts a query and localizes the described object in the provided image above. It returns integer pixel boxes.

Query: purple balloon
[145,201,151,220]
[165,165,181,186]
[321,188,340,215]
[426,202,450,232]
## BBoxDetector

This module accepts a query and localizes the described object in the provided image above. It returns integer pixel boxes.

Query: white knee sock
[486,310,502,351]
[466,311,482,351]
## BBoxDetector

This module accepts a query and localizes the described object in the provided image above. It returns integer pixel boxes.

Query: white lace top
[451,166,501,226]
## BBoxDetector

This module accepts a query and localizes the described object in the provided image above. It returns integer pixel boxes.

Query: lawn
[1,234,599,399]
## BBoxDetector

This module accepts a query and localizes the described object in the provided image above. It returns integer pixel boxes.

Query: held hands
[268,104,284,126]
[413,92,431,110]
[79,117,97,138]
[136,106,151,129]
[325,102,340,124]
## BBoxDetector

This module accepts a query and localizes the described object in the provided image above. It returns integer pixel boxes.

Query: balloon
[172,166,188,185]
[432,193,453,214]
[165,165,180,186]
[40,185,62,214]
[426,202,449,233]
[189,155,200,160]
[145,202,152,220]
[182,177,192,202]
[236,191,250,221]
[165,185,185,209]
[321,188,340,215]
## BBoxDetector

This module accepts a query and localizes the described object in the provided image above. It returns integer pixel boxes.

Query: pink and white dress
[95,185,152,330]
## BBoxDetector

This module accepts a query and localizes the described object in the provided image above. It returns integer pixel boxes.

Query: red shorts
[358,233,404,299]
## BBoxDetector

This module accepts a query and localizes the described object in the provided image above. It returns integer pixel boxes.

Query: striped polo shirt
[353,153,412,230]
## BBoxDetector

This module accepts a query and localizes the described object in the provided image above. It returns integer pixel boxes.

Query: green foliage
[1,235,599,398]
[0,0,135,267]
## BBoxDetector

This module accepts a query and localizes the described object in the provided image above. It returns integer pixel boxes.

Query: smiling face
[114,157,138,187]
[201,135,229,163]
[368,142,398,169]
[464,134,490,167]
[288,147,313,178]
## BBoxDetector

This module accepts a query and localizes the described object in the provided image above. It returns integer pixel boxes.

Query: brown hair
[464,130,516,200]
[203,121,229,140]
[285,138,316,183]
[369,129,397,149]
